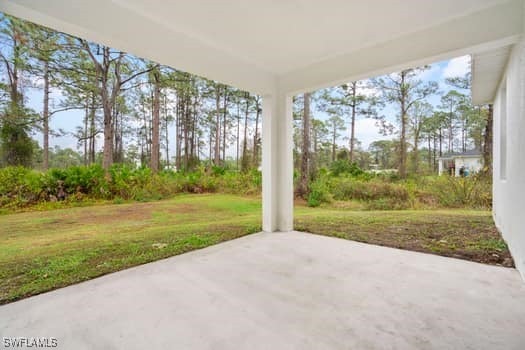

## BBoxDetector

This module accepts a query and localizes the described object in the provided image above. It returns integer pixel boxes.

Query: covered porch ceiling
[0,0,522,95]
[472,45,513,105]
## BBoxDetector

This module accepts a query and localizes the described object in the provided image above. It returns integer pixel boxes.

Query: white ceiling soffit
[471,46,513,105]
[0,0,522,95]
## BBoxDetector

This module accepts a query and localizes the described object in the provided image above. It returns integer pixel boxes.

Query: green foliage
[0,165,263,210]
[0,160,492,212]
[50,164,108,196]
[333,178,409,201]
[303,167,491,210]
[0,166,42,208]
[424,173,492,209]
[0,120,33,167]
[329,160,367,177]
[307,176,332,207]
[211,165,226,176]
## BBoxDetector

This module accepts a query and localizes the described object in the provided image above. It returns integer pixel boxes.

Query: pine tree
[371,68,438,178]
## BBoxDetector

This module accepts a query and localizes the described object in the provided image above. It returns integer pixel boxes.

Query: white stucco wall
[493,39,525,280]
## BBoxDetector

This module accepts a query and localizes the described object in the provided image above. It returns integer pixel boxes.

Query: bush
[0,163,491,212]
[428,174,492,209]
[0,165,264,210]
[0,166,43,208]
[329,161,369,178]
[307,176,332,207]
[332,178,409,202]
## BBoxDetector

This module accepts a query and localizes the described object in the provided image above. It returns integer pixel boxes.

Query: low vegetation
[295,207,511,267]
[0,165,261,211]
[307,163,492,210]
[0,163,491,213]
[0,194,511,305]
[0,195,261,304]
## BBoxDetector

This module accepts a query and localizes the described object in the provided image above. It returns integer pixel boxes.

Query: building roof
[439,150,483,159]
[0,0,522,95]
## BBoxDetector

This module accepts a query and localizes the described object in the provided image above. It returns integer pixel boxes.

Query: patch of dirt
[40,202,200,228]
[166,204,198,214]
[41,203,157,227]
[295,214,515,268]
[294,198,308,206]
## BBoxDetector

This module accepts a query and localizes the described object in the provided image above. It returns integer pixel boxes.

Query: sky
[336,55,471,149]
[25,55,471,156]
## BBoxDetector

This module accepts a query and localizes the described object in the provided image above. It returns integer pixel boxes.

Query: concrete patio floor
[1,231,524,349]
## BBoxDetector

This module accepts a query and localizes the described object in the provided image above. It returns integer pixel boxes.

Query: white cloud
[359,86,380,98]
[443,55,470,79]
[354,118,391,149]
[417,63,441,81]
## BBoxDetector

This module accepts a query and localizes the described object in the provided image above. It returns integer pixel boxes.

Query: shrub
[0,163,491,212]
[428,174,492,209]
[0,166,44,207]
[330,161,367,177]
[332,178,409,202]
[0,165,264,210]
[307,176,332,207]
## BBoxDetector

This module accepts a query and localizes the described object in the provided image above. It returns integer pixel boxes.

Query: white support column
[262,92,294,232]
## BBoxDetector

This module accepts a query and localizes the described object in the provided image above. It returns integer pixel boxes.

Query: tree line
[0,14,262,173]
[0,14,492,185]
[295,66,492,192]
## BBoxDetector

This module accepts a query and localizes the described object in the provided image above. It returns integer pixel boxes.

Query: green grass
[0,194,512,305]
[0,194,261,304]
[294,206,512,267]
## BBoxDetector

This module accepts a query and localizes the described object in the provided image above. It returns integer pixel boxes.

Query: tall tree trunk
[176,97,182,170]
[236,101,241,170]
[461,120,467,152]
[96,47,115,171]
[433,135,437,172]
[164,94,169,168]
[312,123,318,173]
[427,136,432,170]
[208,126,213,166]
[150,70,161,173]
[438,127,443,157]
[83,102,88,165]
[399,71,407,178]
[413,134,419,174]
[89,92,96,164]
[141,99,149,165]
[214,86,221,165]
[252,98,260,166]
[242,93,250,171]
[101,98,113,170]
[332,123,336,163]
[483,104,493,174]
[298,92,311,197]
[222,91,228,164]
[183,95,191,168]
[349,82,356,163]
[448,107,454,153]
[42,60,50,170]
[190,95,198,166]
[112,106,120,163]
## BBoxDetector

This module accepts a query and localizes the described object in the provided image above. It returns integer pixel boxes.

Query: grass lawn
[0,194,512,304]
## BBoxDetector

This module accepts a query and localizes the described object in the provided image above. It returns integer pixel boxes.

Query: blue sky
[26,55,470,155]
[337,55,471,149]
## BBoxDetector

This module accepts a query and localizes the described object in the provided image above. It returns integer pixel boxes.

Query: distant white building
[438,150,483,177]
